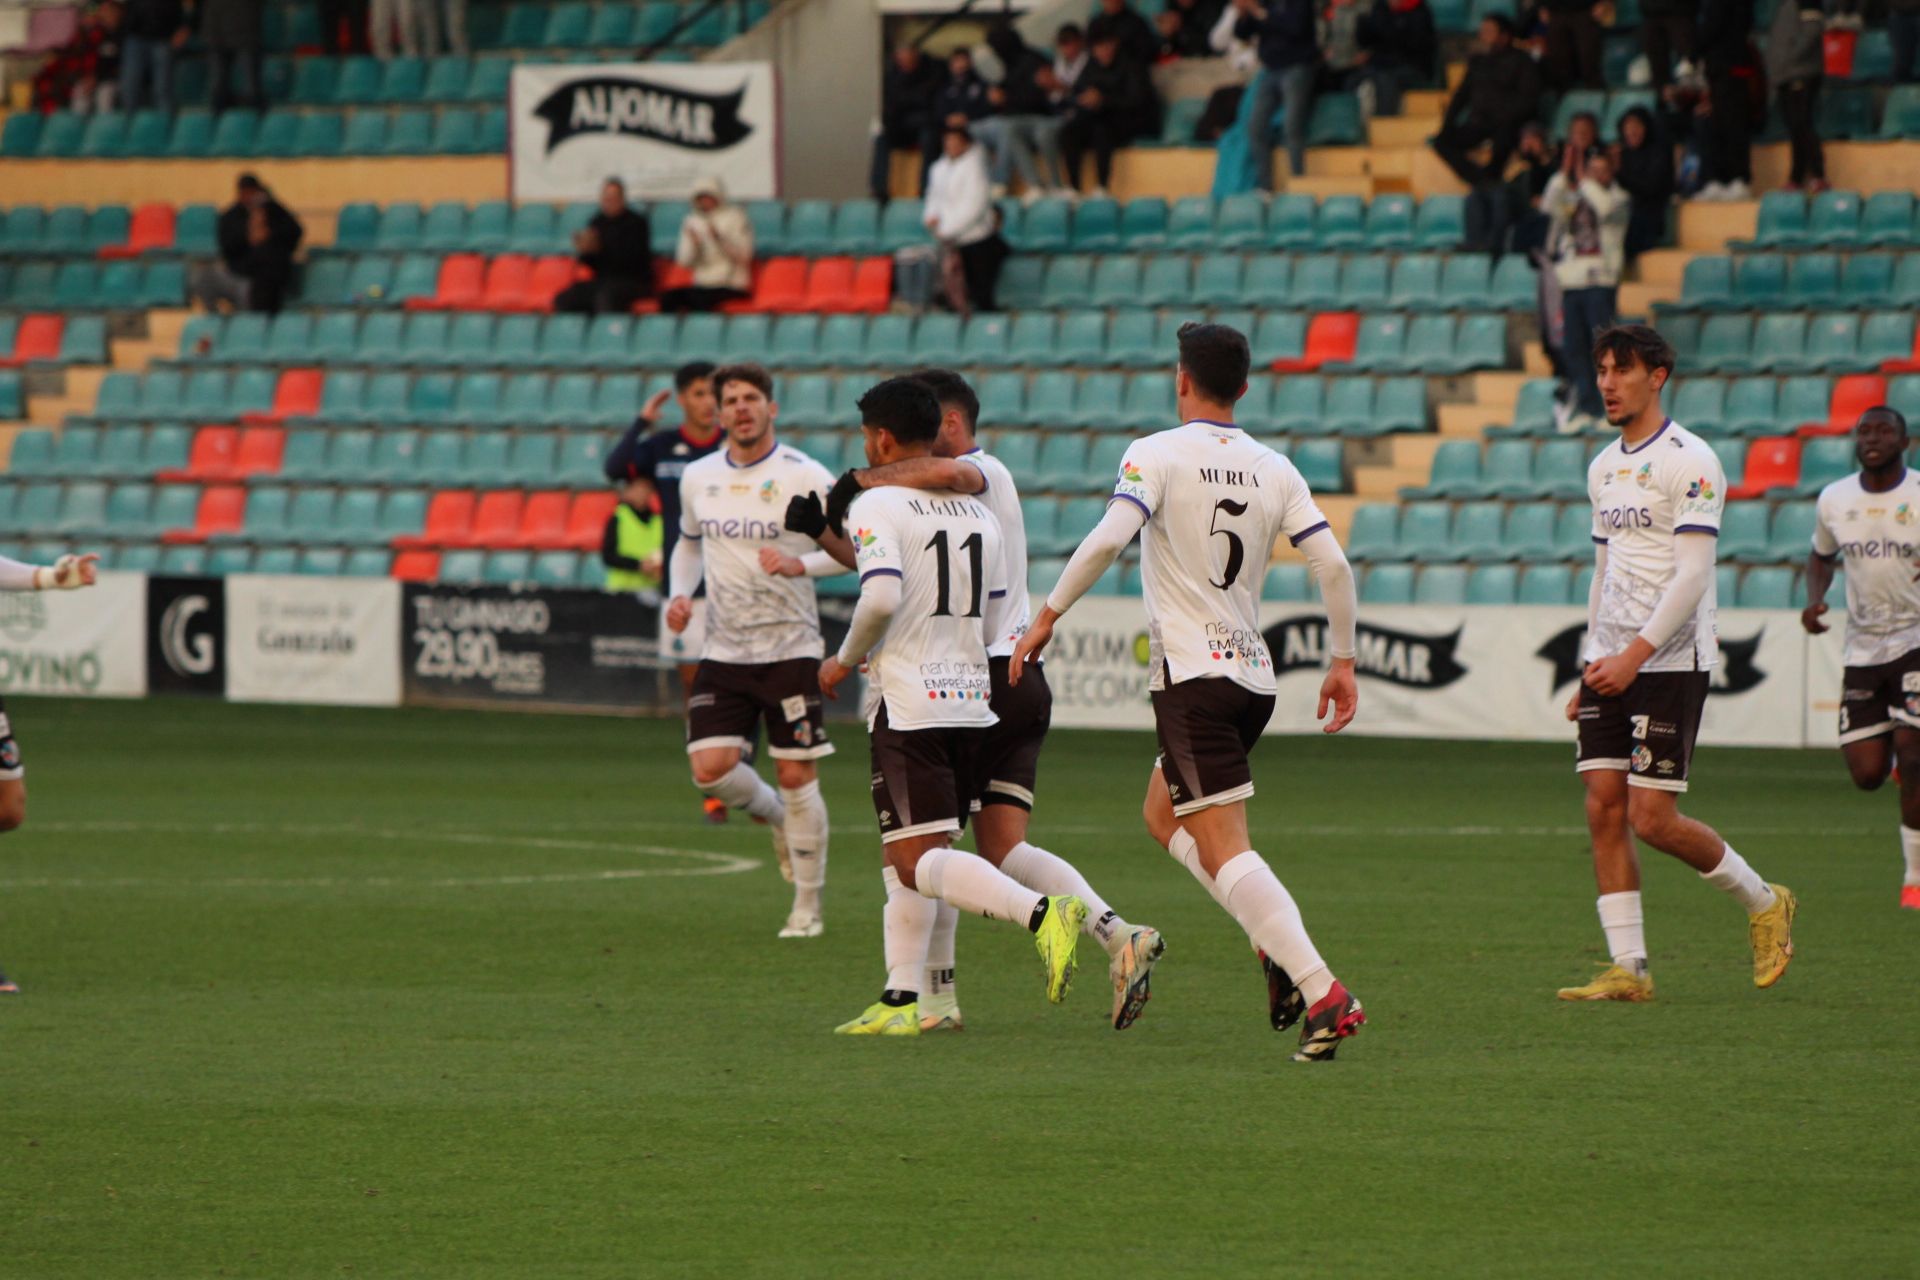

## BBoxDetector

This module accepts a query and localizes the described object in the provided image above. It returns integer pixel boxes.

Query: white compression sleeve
[1636,535,1714,650]
[1587,543,1608,637]
[1045,499,1146,615]
[800,550,847,578]
[0,555,41,591]
[1295,528,1357,660]
[667,537,704,601]
[837,573,901,665]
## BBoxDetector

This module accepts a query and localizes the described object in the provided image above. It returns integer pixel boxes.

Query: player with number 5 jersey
[1012,322,1368,1062]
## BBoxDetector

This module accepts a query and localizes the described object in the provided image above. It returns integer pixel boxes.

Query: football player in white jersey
[814,378,1089,1036]
[1011,322,1369,1063]
[791,368,1163,1033]
[666,364,843,939]
[1801,405,1920,910]
[1559,325,1796,1002]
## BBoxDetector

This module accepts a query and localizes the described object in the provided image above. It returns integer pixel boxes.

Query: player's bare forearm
[1584,637,1654,695]
[1801,552,1835,634]
[856,457,984,496]
[1317,657,1358,734]
[815,528,857,571]
[1008,607,1058,686]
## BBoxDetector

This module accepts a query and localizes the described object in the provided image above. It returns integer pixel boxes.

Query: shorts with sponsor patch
[869,702,983,844]
[1575,671,1710,792]
[973,656,1051,813]
[0,699,21,781]
[686,658,833,761]
[1838,647,1920,744]
[1151,671,1276,818]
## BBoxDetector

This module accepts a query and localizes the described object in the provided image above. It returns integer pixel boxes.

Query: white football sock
[697,762,785,824]
[882,865,935,996]
[1215,850,1334,1006]
[922,899,959,1007]
[1596,891,1648,975]
[1902,825,1920,887]
[1701,843,1775,915]
[998,840,1130,957]
[1167,827,1230,910]
[779,780,828,914]
[914,846,1045,927]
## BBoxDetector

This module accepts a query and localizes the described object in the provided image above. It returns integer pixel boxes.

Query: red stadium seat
[748,257,807,312]
[451,490,525,548]
[156,425,239,482]
[1280,313,1359,371]
[524,255,581,312]
[392,490,476,549]
[1823,29,1855,77]
[802,257,857,312]
[849,256,893,312]
[1728,436,1802,500]
[635,259,694,311]
[476,254,534,311]
[162,483,245,543]
[231,426,286,478]
[1817,374,1888,435]
[561,490,618,551]
[3,313,62,365]
[508,490,572,549]
[411,253,485,310]
[99,203,176,259]
[390,549,442,581]
[245,368,323,423]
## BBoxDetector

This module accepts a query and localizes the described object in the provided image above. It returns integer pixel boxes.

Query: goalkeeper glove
[824,469,865,538]
[783,492,828,540]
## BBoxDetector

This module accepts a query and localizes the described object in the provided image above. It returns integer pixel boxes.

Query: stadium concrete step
[1281,176,1376,200]
[1367,118,1436,150]
[1678,202,1759,254]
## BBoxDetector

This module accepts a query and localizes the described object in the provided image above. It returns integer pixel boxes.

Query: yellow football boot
[1034,895,1088,1004]
[1749,883,1797,989]
[1557,964,1655,1002]
[833,1001,919,1036]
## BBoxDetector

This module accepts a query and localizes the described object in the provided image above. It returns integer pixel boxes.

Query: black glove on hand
[825,469,865,537]
[784,492,828,539]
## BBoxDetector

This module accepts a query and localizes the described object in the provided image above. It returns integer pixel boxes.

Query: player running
[604,361,738,824]
[1010,322,1367,1063]
[790,368,1162,1033]
[1800,405,1920,910]
[0,550,100,993]
[1559,324,1796,1002]
[817,378,1088,1036]
[665,364,841,938]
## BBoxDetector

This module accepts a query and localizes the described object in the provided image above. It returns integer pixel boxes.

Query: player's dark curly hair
[711,362,773,400]
[674,360,716,391]
[1861,405,1909,436]
[1591,324,1676,378]
[910,367,980,433]
[1176,321,1251,405]
[858,377,942,444]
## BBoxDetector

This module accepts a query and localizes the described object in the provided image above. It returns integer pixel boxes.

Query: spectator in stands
[1157,0,1225,58]
[871,43,945,201]
[369,0,430,57]
[660,177,755,313]
[1429,14,1541,187]
[1090,0,1160,67]
[1471,118,1555,253]
[1354,0,1436,120]
[1321,0,1368,96]
[119,0,185,112]
[602,482,664,600]
[202,0,264,113]
[1766,0,1827,191]
[191,174,303,315]
[1058,29,1159,193]
[1613,106,1674,259]
[1692,0,1756,200]
[33,0,123,114]
[320,0,369,54]
[1541,0,1604,89]
[1640,0,1696,90]
[934,46,992,130]
[1233,0,1318,186]
[417,0,468,55]
[1892,0,1920,81]
[1543,143,1629,429]
[554,179,655,315]
[976,26,1071,198]
[1055,23,1090,89]
[1195,4,1261,141]
[923,123,1008,315]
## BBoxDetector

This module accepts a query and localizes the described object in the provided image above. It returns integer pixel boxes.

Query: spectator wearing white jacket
[923,124,1008,314]
[1543,149,1630,427]
[659,176,754,313]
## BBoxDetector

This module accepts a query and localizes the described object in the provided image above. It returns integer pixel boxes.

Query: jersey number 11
[927,530,983,618]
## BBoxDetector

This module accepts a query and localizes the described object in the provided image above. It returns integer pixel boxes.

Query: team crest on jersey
[1635,463,1654,490]
[1898,504,1915,526]
[852,528,878,550]
[759,479,781,504]
[1630,745,1652,772]
[1686,477,1716,502]
[1120,462,1144,484]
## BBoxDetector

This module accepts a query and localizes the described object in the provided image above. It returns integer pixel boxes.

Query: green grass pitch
[0,696,1914,1277]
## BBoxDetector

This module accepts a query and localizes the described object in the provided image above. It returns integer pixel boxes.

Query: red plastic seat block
[802,256,857,312]
[748,257,808,313]
[245,368,323,423]
[156,424,240,482]
[562,490,618,551]
[100,202,177,259]
[476,254,533,311]
[414,252,486,311]
[392,489,477,549]
[1728,436,1802,501]
[1823,29,1855,77]
[390,549,442,581]
[1279,313,1359,371]
[161,483,245,542]
[5,313,63,365]
[453,489,526,549]
[849,256,893,313]
[524,255,582,312]
[508,489,573,549]
[231,426,286,478]
[1823,373,1888,433]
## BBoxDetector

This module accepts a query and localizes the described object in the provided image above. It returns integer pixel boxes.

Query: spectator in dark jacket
[976,26,1070,194]
[933,47,992,127]
[1233,0,1318,186]
[1892,0,1919,82]
[202,0,265,112]
[1613,106,1674,259]
[1639,0,1696,89]
[554,179,655,314]
[191,174,303,314]
[119,0,184,111]
[1541,0,1604,89]
[870,43,946,201]
[34,0,123,113]
[1089,0,1160,67]
[1430,14,1542,185]
[1156,0,1225,57]
[1765,0,1825,189]
[1693,0,1756,198]
[1057,31,1158,192]
[1354,0,1435,118]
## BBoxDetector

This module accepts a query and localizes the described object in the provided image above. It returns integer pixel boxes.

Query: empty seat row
[1495,372,1920,440]
[1662,310,1917,375]
[1349,498,1818,565]
[0,203,215,258]
[1678,252,1920,310]
[1405,439,1592,501]
[0,314,107,366]
[1350,560,1816,608]
[0,259,184,309]
[0,106,509,160]
[1737,191,1920,250]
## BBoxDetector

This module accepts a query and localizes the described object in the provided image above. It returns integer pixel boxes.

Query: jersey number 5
[1209,499,1249,590]
[927,529,984,618]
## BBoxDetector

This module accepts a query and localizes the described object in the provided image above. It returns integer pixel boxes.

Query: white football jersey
[957,445,1030,657]
[1111,420,1330,694]
[1584,419,1724,672]
[1812,469,1920,668]
[846,485,1013,730]
[677,441,835,665]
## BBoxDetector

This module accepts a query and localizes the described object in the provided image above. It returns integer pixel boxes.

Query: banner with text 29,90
[511,61,779,202]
